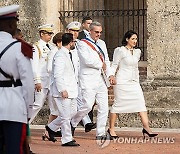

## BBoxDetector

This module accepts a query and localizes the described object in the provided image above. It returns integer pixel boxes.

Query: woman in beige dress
[108,30,158,139]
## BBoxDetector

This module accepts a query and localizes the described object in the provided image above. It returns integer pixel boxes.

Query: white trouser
[77,87,91,126]
[71,80,108,136]
[29,88,52,123]
[48,97,77,144]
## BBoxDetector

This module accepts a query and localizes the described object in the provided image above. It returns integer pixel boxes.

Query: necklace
[125,46,134,51]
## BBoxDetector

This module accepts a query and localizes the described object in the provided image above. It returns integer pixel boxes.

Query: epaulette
[34,42,41,59]
[17,39,33,58]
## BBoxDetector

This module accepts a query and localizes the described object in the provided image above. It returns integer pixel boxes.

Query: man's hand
[61,90,68,99]
[102,62,106,71]
[109,75,116,85]
[35,83,42,92]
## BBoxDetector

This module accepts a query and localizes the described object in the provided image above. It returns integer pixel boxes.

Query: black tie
[69,52,75,71]
[46,44,50,49]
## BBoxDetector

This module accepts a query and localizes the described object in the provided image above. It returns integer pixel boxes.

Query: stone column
[143,0,180,128]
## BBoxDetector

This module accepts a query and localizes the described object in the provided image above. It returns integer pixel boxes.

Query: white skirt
[111,81,147,113]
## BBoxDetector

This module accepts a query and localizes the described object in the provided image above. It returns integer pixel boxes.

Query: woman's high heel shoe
[42,133,57,142]
[142,128,158,139]
[44,126,57,142]
[42,133,50,141]
[107,128,119,140]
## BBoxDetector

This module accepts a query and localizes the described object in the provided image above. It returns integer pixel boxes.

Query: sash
[81,38,111,87]
[82,38,105,62]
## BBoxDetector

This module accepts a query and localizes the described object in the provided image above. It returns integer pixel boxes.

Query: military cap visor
[0,5,19,19]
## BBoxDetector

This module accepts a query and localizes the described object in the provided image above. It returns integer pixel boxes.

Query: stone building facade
[0,0,179,128]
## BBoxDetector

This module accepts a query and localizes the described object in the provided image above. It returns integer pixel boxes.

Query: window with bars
[59,0,147,61]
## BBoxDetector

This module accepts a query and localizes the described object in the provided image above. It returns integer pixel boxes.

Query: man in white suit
[0,5,34,153]
[71,21,115,140]
[66,21,96,132]
[46,33,80,146]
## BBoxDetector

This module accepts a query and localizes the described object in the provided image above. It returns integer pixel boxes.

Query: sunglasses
[70,29,79,32]
[94,31,102,34]
[43,32,54,35]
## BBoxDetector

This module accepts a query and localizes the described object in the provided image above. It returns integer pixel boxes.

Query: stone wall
[1,0,179,128]
[0,0,60,43]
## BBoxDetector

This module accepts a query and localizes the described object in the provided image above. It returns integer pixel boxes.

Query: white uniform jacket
[111,46,141,84]
[51,46,78,98]
[47,45,58,73]
[31,39,52,88]
[76,37,112,89]
[0,32,34,123]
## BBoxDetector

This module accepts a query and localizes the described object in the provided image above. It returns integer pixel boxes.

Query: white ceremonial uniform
[0,32,34,123]
[71,36,112,136]
[47,46,59,115]
[48,46,78,144]
[72,43,91,126]
[29,39,53,123]
[110,46,147,113]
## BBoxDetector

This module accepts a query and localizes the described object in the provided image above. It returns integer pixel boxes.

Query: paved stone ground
[30,126,180,154]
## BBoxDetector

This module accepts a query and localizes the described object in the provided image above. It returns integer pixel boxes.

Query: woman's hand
[109,75,116,85]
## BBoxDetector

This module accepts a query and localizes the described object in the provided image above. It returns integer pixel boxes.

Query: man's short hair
[82,16,92,24]
[89,21,102,30]
[62,33,73,46]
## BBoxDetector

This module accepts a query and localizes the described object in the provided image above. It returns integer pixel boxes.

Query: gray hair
[89,21,102,30]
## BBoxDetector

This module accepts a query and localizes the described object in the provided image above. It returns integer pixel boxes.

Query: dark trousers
[0,121,26,154]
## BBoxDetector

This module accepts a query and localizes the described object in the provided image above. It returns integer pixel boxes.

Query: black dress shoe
[45,125,57,142]
[54,130,62,137]
[85,123,96,132]
[62,140,80,146]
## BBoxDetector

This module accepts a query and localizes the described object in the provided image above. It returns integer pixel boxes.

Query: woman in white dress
[108,30,158,139]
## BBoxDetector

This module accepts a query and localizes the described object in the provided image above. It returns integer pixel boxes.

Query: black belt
[0,79,22,87]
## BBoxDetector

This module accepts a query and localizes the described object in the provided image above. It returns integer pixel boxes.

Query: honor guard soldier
[29,24,55,123]
[0,5,34,154]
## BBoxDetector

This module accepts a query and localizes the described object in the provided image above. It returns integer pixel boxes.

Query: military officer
[66,21,96,132]
[29,24,55,123]
[0,5,34,154]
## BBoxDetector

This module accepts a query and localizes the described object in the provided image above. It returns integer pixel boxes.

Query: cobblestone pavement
[30,126,180,154]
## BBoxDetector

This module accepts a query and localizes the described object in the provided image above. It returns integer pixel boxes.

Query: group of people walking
[0,4,158,153]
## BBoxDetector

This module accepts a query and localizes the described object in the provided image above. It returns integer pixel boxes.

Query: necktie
[46,44,50,49]
[69,52,75,71]
[69,52,73,61]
